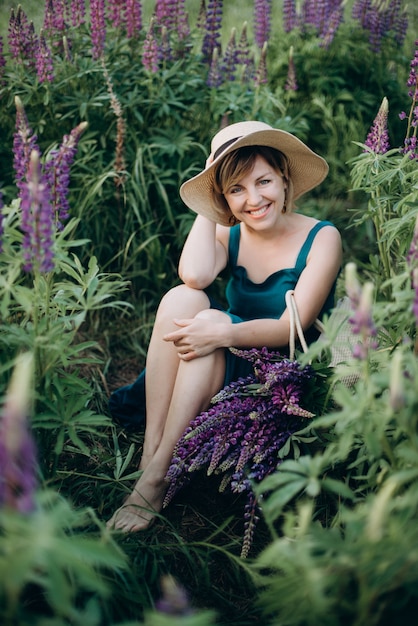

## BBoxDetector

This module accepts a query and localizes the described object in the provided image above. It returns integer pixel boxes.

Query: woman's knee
[194,308,232,324]
[157,284,210,318]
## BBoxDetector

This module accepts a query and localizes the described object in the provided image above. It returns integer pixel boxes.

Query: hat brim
[180,129,329,227]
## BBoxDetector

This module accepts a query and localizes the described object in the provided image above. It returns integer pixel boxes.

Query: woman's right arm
[178,215,229,289]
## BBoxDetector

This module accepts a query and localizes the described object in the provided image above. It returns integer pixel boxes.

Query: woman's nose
[246,186,262,206]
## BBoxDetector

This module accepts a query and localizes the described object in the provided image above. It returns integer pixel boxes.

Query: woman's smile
[224,155,286,225]
[246,203,271,218]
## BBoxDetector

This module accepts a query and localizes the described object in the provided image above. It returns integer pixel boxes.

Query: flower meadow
[1,0,418,624]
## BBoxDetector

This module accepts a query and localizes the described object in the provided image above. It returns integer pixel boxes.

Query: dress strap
[294,220,334,272]
[228,224,241,268]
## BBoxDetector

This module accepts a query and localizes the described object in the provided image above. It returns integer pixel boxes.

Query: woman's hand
[163,317,227,361]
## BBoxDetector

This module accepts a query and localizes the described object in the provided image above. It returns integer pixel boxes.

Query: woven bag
[285,290,358,385]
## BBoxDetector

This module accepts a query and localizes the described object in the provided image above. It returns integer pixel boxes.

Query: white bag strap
[285,290,309,360]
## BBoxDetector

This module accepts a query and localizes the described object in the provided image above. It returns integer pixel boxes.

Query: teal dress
[109,220,337,429]
[222,220,337,385]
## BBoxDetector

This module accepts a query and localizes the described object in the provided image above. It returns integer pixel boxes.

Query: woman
[107,120,342,532]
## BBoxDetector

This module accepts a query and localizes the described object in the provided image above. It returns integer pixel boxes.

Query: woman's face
[223,155,286,229]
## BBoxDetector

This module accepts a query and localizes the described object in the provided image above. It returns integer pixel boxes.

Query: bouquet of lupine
[163,347,321,558]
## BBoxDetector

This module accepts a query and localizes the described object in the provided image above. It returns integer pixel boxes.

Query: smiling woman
[107,119,342,535]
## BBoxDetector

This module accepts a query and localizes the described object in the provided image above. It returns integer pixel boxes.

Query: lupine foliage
[0,1,418,625]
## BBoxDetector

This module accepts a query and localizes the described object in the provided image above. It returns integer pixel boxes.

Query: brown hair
[211,146,294,220]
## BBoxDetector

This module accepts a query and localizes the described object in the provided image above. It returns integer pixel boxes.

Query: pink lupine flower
[21,150,55,273]
[142,18,160,73]
[13,96,40,196]
[36,30,55,84]
[400,40,418,160]
[364,96,390,154]
[90,0,106,60]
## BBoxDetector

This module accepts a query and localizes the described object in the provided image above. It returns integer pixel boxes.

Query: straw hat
[180,121,329,227]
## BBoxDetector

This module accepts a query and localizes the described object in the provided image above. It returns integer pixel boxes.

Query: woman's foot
[106,472,167,532]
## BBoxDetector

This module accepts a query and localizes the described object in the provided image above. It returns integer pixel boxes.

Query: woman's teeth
[249,205,268,216]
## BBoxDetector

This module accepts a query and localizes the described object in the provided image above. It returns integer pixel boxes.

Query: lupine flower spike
[142,18,160,73]
[201,0,223,63]
[71,0,86,28]
[285,46,298,92]
[0,353,37,514]
[45,120,88,228]
[164,347,316,557]
[207,47,222,88]
[283,0,298,33]
[13,96,40,196]
[345,262,378,360]
[36,30,55,84]
[90,0,106,60]
[406,216,418,347]
[254,0,272,49]
[365,96,390,154]
[255,41,268,86]
[221,28,238,82]
[21,150,55,273]
[399,40,418,161]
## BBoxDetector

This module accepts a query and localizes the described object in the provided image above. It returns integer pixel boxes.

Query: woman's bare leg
[107,287,229,531]
[139,284,212,469]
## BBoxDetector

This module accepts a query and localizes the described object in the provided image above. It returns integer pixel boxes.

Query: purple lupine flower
[220,27,238,82]
[0,354,38,514]
[13,96,40,196]
[352,0,408,54]
[237,22,254,84]
[45,121,88,228]
[400,40,418,161]
[406,216,418,327]
[348,281,378,360]
[142,18,160,73]
[43,0,67,50]
[253,0,271,49]
[159,25,172,63]
[8,6,37,68]
[320,5,344,49]
[108,0,125,29]
[125,0,142,39]
[43,0,55,33]
[90,0,106,60]
[21,150,55,273]
[155,0,177,31]
[364,96,390,154]
[163,348,316,557]
[175,1,190,41]
[201,0,223,63]
[283,0,298,33]
[285,46,298,91]
[51,0,66,36]
[36,30,55,84]
[254,41,268,86]
[71,0,86,28]
[155,576,194,616]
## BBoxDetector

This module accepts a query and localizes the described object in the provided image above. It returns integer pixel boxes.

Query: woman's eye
[259,179,270,185]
